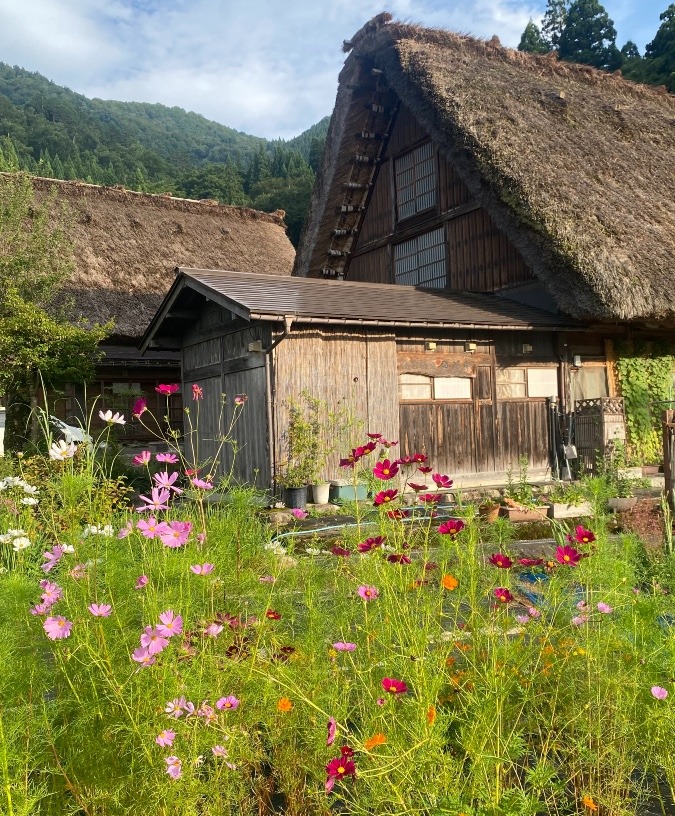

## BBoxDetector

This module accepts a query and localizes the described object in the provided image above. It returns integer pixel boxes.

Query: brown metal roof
[172,268,581,330]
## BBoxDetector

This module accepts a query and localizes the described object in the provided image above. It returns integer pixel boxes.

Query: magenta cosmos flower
[330,545,351,557]
[387,553,412,564]
[155,384,180,396]
[555,545,582,566]
[132,398,147,418]
[358,536,385,553]
[407,482,428,492]
[165,755,182,779]
[88,603,112,617]
[373,459,399,480]
[651,686,669,700]
[332,642,357,652]
[438,519,465,536]
[327,716,337,746]
[43,615,73,640]
[190,563,215,575]
[234,394,247,405]
[216,695,240,711]
[381,677,408,695]
[325,756,356,792]
[489,553,513,569]
[156,729,176,747]
[192,384,203,400]
[291,508,308,519]
[358,585,379,601]
[374,489,398,506]
[157,610,183,638]
[432,473,453,488]
[135,574,149,590]
[568,525,596,545]
[493,587,514,604]
[132,450,151,466]
[418,493,442,504]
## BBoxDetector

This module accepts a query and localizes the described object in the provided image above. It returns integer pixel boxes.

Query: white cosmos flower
[21,497,39,506]
[99,410,126,425]
[21,484,38,494]
[12,537,31,552]
[7,529,26,538]
[61,544,76,554]
[49,440,77,461]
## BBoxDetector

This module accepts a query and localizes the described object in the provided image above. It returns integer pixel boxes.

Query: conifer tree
[558,0,622,69]
[644,4,675,89]
[542,0,569,49]
[620,40,641,60]
[518,19,551,53]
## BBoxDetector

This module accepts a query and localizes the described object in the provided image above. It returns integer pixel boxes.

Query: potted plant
[276,398,317,509]
[607,475,638,511]
[498,457,548,522]
[546,481,593,519]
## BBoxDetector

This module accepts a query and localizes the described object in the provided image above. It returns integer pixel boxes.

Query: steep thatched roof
[294,14,675,323]
[22,176,295,339]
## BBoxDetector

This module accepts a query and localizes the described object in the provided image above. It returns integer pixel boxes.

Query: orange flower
[441,574,459,590]
[426,705,437,725]
[364,733,387,751]
[582,795,598,811]
[277,697,293,712]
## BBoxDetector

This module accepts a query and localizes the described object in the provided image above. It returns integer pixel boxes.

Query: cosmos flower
[441,574,459,591]
[234,394,247,405]
[555,545,582,566]
[438,519,465,536]
[330,545,351,557]
[568,525,596,545]
[651,686,668,700]
[41,545,66,573]
[136,487,171,513]
[518,557,544,567]
[364,733,386,751]
[358,585,379,601]
[153,470,183,494]
[418,493,442,504]
[190,563,215,575]
[358,536,385,553]
[332,642,356,652]
[373,459,399,480]
[43,616,73,640]
[291,508,308,519]
[131,647,156,667]
[49,440,77,461]
[159,521,192,548]
[493,587,514,604]
[190,478,214,490]
[597,602,613,614]
[165,755,182,779]
[117,520,133,538]
[136,517,163,539]
[325,756,356,792]
[381,677,408,695]
[572,615,589,626]
[216,696,240,711]
[327,716,337,746]
[387,553,412,564]
[98,410,125,425]
[134,574,149,590]
[88,603,112,617]
[488,553,513,569]
[155,384,180,396]
[265,609,282,620]
[204,623,224,637]
[132,398,147,418]
[212,745,228,757]
[157,610,183,638]
[141,626,170,655]
[192,384,203,400]
[374,489,398,506]
[407,482,429,492]
[12,536,31,552]
[155,452,179,463]
[277,697,293,712]
[156,729,176,747]
[432,473,453,488]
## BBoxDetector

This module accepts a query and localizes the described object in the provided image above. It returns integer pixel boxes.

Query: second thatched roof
[295,14,675,324]
[22,176,295,339]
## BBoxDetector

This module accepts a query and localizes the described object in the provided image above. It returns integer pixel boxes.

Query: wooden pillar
[663,409,675,511]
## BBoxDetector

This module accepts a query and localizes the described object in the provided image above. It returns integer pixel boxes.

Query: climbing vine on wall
[615,341,674,463]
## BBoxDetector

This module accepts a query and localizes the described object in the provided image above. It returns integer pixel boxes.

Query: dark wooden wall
[349,104,534,291]
[182,305,271,486]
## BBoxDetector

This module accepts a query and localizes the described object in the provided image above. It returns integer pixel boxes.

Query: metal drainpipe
[263,315,295,494]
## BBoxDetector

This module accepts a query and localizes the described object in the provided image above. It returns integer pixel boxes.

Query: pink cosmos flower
[576,599,589,611]
[432,473,453,488]
[234,394,247,405]
[40,582,63,606]
[376,697,385,706]
[515,614,531,624]
[41,545,66,573]
[381,677,408,695]
[197,532,206,545]
[327,716,337,746]
[651,686,668,700]
[69,564,86,580]
[190,478,213,490]
[572,615,589,626]
[156,729,176,747]
[358,585,379,601]
[117,520,133,538]
[164,698,187,718]
[159,521,192,548]
[291,508,308,519]
[156,384,180,396]
[204,623,224,637]
[136,487,171,513]
[136,516,162,539]
[493,587,514,604]
[153,470,183,494]
[438,519,465,536]
[88,603,112,617]
[165,756,182,779]
[332,642,356,652]
[192,384,203,400]
[374,489,398,506]
[197,703,217,724]
[527,606,541,619]
[555,545,582,566]
[135,574,149,590]
[155,452,179,464]
[30,604,49,615]
[597,602,613,614]
[132,398,147,418]
[190,563,215,575]
[157,610,183,638]
[132,450,151,466]
[141,626,170,655]
[489,553,513,569]
[216,695,240,711]
[373,459,399,480]
[44,616,73,640]
[131,646,156,666]
[212,745,228,757]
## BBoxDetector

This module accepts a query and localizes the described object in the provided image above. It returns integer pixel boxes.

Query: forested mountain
[0,63,329,245]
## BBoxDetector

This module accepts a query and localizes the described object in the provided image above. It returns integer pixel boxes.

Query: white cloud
[0,0,659,139]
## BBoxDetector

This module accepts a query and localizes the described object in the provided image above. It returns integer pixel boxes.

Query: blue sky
[0,0,667,140]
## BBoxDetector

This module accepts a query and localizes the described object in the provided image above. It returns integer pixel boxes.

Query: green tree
[542,0,569,49]
[308,136,326,173]
[643,4,675,90]
[558,0,622,70]
[518,19,551,53]
[620,40,641,60]
[249,173,314,247]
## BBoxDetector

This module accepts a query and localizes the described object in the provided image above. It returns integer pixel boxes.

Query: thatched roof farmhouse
[295,14,675,326]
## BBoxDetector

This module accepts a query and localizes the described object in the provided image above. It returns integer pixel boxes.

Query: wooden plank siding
[348,244,391,284]
[356,158,394,247]
[385,104,427,156]
[272,328,398,481]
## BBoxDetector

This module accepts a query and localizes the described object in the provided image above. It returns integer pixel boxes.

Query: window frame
[394,141,437,222]
[393,226,447,289]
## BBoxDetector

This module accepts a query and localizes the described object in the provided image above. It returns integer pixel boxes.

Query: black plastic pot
[284,485,308,509]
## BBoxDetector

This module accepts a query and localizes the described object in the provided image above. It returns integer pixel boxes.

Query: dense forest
[518,0,675,92]
[0,63,329,245]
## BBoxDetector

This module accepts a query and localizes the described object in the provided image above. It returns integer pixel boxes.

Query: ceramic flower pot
[311,482,331,504]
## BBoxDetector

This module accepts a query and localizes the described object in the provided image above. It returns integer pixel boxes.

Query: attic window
[395,141,436,220]
[394,228,446,288]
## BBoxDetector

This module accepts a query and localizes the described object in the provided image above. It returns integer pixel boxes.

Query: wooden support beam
[149,338,181,350]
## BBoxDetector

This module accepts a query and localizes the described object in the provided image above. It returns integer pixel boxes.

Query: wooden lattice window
[399,374,472,401]
[496,367,559,399]
[394,228,446,288]
[395,142,436,220]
